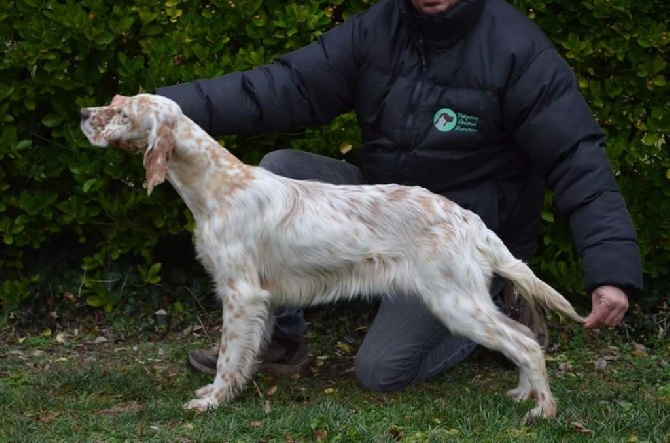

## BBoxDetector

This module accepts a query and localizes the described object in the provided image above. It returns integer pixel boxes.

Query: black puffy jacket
[157,0,643,297]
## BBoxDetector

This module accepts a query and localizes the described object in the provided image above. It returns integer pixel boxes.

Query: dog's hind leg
[419,286,556,420]
[184,279,271,412]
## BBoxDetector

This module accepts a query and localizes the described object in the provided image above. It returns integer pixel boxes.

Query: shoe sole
[186,355,310,378]
[260,356,310,377]
[186,354,217,376]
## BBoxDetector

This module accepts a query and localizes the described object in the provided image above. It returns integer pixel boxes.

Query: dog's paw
[195,384,214,399]
[183,397,219,412]
[522,397,557,423]
[522,406,555,423]
[506,387,531,402]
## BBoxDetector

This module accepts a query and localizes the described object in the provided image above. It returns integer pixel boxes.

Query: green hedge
[0,0,668,314]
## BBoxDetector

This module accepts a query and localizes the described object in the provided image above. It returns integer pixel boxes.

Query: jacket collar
[397,0,485,48]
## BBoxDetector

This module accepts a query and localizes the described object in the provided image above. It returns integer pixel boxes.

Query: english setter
[80,94,585,420]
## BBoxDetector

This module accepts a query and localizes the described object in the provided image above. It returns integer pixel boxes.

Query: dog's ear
[143,123,175,196]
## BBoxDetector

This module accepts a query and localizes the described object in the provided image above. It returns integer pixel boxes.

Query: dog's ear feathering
[143,123,175,196]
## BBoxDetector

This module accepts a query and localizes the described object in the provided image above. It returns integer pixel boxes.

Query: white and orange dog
[80,93,584,419]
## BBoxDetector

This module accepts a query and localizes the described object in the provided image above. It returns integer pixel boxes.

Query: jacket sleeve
[502,48,643,298]
[155,18,360,136]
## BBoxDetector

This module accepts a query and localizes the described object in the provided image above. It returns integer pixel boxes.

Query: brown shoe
[186,332,309,377]
[186,344,219,376]
[260,331,310,376]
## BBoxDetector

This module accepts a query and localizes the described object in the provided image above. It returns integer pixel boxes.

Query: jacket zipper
[396,35,427,183]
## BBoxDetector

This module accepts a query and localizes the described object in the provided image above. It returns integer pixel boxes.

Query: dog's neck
[165,116,257,218]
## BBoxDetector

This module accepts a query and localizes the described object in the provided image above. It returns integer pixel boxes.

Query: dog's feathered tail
[485,231,585,324]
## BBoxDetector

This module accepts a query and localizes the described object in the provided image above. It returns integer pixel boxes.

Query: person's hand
[111,94,129,106]
[583,285,629,329]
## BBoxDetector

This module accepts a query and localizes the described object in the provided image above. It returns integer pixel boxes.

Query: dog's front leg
[184,280,271,412]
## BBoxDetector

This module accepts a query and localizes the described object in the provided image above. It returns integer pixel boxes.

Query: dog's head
[80,94,183,195]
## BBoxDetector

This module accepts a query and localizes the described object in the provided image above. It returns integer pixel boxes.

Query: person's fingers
[584,314,603,329]
[584,302,627,329]
[584,285,631,329]
[584,298,612,328]
[603,306,627,327]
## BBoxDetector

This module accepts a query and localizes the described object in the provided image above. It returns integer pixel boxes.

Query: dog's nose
[80,108,91,120]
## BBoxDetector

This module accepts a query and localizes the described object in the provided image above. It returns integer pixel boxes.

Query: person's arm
[155,17,361,137]
[502,48,643,327]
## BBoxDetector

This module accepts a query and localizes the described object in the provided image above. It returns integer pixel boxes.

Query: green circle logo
[433,108,457,132]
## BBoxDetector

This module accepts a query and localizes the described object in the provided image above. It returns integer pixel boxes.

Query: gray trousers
[261,149,515,392]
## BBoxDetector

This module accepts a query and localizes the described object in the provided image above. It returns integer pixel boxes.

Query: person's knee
[258,149,322,180]
[354,349,415,393]
[258,149,295,175]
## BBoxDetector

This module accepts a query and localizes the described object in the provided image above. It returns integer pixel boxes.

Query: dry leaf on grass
[631,343,647,357]
[55,332,68,344]
[558,361,573,370]
[594,358,607,370]
[181,324,204,335]
[388,426,403,441]
[63,292,77,304]
[34,412,59,423]
[335,341,353,355]
[314,429,327,441]
[98,401,141,417]
[571,422,593,434]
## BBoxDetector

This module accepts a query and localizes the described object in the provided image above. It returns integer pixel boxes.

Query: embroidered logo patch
[433,108,479,133]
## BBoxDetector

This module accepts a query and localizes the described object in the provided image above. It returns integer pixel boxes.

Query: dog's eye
[119,111,128,119]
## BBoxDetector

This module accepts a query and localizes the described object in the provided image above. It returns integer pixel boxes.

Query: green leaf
[541,211,555,223]
[145,262,162,284]
[642,133,660,146]
[651,76,667,87]
[173,301,184,313]
[86,294,113,308]
[15,140,32,151]
[1,125,17,147]
[95,32,114,45]
[83,178,99,193]
[148,262,162,276]
[42,114,65,128]
[238,0,263,15]
[17,191,59,215]
[137,9,158,23]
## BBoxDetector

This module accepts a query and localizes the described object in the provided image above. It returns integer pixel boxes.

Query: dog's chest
[191,217,254,273]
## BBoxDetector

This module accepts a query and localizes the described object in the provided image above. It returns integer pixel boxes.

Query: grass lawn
[1,306,668,443]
